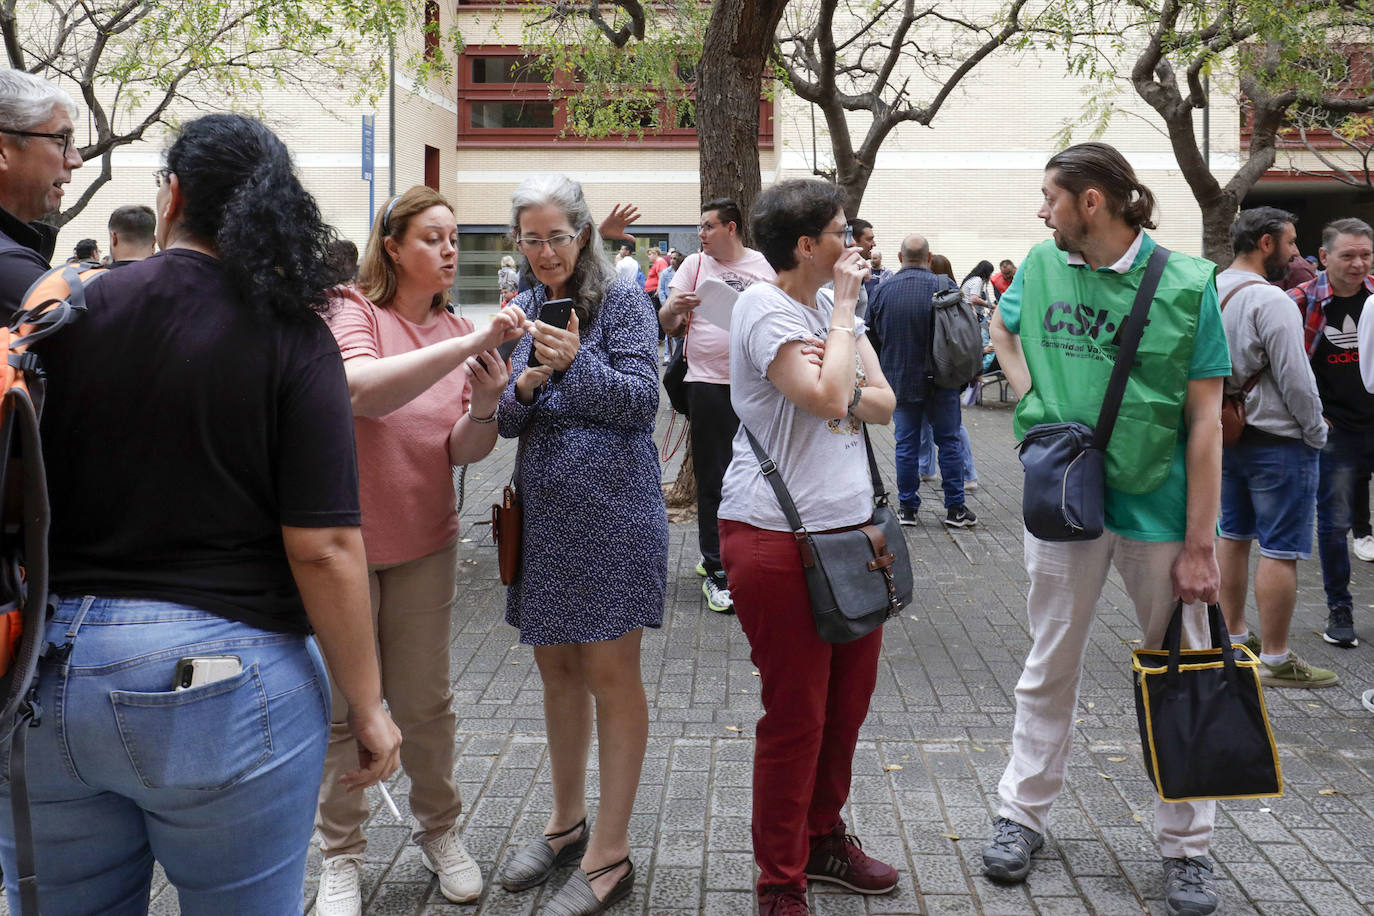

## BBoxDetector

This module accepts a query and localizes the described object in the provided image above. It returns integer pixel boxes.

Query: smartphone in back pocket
[174,655,242,690]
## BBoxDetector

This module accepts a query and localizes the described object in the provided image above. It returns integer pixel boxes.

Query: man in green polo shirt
[981,143,1229,916]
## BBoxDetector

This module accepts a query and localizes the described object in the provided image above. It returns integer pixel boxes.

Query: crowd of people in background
[7,65,1374,916]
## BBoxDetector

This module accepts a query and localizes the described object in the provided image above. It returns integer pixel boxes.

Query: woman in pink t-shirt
[315,186,528,910]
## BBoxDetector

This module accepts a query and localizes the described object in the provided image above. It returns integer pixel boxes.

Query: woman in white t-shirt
[717,179,897,916]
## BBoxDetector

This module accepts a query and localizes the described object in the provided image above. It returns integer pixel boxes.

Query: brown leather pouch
[492,484,522,586]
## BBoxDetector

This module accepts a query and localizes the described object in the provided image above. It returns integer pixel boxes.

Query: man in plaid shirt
[1288,217,1374,648]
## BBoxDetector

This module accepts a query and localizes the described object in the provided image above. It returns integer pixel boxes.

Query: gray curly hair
[509,173,613,323]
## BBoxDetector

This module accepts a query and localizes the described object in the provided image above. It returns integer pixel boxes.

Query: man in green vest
[981,142,1229,916]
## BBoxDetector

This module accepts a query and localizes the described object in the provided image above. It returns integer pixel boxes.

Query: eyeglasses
[1,127,76,157]
[819,226,855,246]
[515,234,578,253]
[153,168,173,188]
[699,220,725,233]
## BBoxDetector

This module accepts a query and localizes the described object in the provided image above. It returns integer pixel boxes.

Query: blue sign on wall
[361,115,375,182]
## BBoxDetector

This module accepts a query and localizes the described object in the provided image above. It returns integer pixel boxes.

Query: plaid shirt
[1288,271,1374,358]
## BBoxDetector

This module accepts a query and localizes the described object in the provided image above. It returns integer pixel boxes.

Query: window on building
[1243,45,1372,150]
[457,231,517,308]
[424,145,439,189]
[456,44,773,148]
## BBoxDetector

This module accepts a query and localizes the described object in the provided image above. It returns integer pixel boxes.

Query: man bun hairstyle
[1046,142,1158,231]
[702,197,743,234]
[1230,207,1296,256]
[165,113,337,321]
[750,179,847,272]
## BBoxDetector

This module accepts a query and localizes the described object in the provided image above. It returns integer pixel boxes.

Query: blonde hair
[501,254,515,269]
[357,185,454,311]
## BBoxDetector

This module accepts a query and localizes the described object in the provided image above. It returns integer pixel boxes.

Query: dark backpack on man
[929,287,984,389]
[0,262,100,915]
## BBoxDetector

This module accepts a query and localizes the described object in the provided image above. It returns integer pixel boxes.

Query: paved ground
[52,389,1374,914]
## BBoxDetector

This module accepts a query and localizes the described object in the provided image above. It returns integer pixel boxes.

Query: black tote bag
[1132,601,1282,802]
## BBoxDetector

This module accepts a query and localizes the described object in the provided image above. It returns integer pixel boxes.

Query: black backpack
[929,287,984,389]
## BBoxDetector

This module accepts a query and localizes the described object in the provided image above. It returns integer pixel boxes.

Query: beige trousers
[997,531,1216,859]
[315,539,462,856]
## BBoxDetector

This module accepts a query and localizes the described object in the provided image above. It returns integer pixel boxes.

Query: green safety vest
[1013,237,1215,494]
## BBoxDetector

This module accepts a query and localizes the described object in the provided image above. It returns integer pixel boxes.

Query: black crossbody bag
[745,425,913,642]
[1018,245,1169,541]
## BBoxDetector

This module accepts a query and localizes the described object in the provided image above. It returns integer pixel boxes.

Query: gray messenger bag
[746,425,913,642]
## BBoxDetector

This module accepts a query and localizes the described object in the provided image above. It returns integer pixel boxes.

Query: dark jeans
[1355,469,1371,540]
[687,381,738,577]
[893,388,964,509]
[1316,426,1374,610]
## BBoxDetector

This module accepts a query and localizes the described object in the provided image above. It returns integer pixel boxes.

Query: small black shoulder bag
[1018,245,1169,541]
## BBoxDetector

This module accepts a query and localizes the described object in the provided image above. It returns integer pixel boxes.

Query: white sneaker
[421,825,483,903]
[315,854,364,916]
[1354,535,1374,562]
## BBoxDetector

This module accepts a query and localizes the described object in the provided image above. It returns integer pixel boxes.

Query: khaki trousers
[996,531,1216,859]
[315,540,462,856]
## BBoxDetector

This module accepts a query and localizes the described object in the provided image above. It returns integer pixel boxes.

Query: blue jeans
[918,419,977,481]
[893,389,965,509]
[0,597,330,915]
[1219,438,1319,560]
[1316,427,1374,610]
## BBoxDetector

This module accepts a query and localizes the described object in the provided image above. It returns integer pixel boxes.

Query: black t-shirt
[37,249,362,633]
[1311,290,1374,432]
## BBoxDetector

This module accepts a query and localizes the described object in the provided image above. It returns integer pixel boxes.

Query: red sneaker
[805,824,899,894]
[758,885,808,915]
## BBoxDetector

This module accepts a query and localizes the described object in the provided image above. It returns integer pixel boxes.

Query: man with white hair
[0,70,84,315]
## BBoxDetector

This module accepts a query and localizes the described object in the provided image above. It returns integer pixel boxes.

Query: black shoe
[897,506,919,526]
[1162,856,1219,915]
[1323,605,1359,648]
[982,817,1042,883]
[944,505,977,528]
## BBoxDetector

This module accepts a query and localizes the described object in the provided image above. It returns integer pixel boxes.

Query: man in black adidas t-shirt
[1289,217,1374,648]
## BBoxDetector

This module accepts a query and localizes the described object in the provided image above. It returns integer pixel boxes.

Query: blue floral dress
[497,277,669,645]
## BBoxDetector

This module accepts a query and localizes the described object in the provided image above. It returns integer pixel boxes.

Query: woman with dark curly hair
[718,179,898,916]
[0,113,401,912]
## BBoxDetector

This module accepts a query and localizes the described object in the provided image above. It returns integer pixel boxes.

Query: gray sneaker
[982,817,1043,883]
[1162,856,1219,915]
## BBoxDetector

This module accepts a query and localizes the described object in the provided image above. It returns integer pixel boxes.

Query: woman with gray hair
[495,174,666,914]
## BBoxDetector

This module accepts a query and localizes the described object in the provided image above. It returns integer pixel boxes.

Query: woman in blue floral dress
[495,173,667,915]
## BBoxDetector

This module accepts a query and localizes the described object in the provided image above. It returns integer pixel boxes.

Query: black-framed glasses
[153,168,173,188]
[515,234,578,253]
[818,226,855,246]
[0,127,75,157]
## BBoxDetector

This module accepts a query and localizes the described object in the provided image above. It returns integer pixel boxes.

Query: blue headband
[381,196,400,235]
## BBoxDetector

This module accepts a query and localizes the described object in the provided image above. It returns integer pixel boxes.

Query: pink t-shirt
[328,287,472,564]
[668,249,775,384]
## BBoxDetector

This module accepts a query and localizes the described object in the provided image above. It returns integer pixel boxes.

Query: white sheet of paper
[692,277,740,331]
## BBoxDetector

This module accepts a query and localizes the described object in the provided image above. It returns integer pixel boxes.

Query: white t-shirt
[718,283,873,532]
[615,255,639,283]
[668,249,775,384]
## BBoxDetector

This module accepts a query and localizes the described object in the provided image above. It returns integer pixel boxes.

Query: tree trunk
[696,0,791,237]
[1199,189,1240,265]
[838,157,874,218]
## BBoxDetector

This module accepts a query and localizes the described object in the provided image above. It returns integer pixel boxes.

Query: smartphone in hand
[527,298,574,367]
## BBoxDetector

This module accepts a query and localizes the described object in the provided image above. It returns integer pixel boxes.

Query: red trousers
[720,519,883,892]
